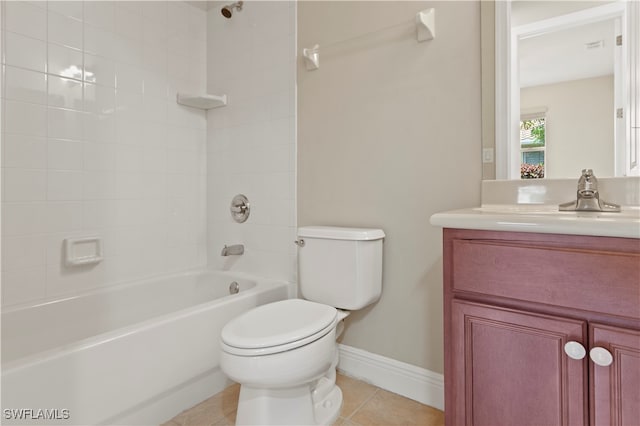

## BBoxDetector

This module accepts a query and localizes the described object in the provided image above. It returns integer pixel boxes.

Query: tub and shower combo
[1,270,292,425]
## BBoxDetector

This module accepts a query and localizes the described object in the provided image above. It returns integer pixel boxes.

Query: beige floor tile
[178,383,240,426]
[334,417,360,426]
[336,373,378,418]
[350,389,444,426]
[168,376,444,426]
[211,408,236,426]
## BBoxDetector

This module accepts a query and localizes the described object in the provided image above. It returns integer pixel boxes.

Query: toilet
[219,226,385,425]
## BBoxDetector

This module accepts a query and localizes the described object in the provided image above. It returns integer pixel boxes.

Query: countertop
[430,204,640,239]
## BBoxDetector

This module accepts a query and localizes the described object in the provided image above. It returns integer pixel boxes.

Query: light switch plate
[482,148,494,163]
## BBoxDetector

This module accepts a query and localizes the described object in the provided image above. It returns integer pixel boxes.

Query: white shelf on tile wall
[176,93,227,110]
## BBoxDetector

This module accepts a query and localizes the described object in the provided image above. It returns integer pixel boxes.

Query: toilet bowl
[219,226,384,425]
[220,299,346,425]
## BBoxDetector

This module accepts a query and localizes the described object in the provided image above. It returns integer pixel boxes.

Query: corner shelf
[176,93,227,110]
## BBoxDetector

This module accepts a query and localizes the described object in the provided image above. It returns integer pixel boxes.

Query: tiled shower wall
[206,1,296,283]
[1,1,208,307]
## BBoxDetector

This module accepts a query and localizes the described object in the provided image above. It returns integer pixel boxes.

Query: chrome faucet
[559,169,621,212]
[221,244,244,256]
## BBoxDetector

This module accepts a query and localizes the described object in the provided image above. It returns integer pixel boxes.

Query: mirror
[481,1,639,180]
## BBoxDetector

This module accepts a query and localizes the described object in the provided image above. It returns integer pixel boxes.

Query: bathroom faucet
[221,244,244,256]
[559,169,621,212]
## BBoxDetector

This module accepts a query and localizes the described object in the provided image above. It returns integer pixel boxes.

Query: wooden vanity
[443,228,640,426]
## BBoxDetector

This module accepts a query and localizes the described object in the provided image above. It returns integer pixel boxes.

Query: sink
[430,204,640,239]
[471,204,640,218]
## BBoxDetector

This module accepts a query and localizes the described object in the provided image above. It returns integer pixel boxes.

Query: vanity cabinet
[443,229,640,426]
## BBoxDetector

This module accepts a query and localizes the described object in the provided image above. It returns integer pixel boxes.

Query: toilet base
[235,380,342,425]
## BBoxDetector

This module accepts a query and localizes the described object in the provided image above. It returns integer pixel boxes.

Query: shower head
[221,1,243,19]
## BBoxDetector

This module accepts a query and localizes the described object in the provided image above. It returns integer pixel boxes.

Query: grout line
[344,387,380,422]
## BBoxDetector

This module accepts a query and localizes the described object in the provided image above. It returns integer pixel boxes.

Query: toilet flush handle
[294,239,305,247]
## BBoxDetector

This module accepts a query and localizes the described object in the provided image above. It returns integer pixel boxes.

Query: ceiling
[512,1,617,88]
[518,18,616,88]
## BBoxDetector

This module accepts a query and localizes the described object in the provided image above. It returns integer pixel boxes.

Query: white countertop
[430,204,640,239]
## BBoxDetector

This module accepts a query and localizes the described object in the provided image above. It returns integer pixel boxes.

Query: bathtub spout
[221,244,244,256]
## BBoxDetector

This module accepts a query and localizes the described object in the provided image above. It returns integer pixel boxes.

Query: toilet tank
[297,226,384,310]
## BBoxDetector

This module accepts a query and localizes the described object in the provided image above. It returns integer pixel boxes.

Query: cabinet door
[451,300,587,426]
[590,324,640,426]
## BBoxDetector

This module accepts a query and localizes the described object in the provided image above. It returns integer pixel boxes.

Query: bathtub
[1,269,292,425]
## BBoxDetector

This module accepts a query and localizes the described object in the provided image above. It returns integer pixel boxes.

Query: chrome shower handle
[230,194,250,223]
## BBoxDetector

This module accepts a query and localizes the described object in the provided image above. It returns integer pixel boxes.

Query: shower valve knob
[230,194,250,223]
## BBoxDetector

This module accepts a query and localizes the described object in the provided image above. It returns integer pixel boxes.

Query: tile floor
[162,373,444,426]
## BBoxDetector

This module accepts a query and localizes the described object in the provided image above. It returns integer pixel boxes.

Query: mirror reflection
[482,1,639,180]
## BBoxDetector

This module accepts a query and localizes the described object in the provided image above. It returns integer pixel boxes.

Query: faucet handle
[578,169,598,194]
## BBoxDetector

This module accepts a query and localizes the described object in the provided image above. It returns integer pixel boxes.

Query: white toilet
[219,226,385,425]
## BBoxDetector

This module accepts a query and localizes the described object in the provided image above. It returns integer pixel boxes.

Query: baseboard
[336,344,444,411]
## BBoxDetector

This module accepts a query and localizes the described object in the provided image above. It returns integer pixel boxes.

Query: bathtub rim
[2,267,262,314]
[2,269,292,372]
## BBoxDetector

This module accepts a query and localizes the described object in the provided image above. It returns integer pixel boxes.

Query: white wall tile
[84,1,115,31]
[83,143,116,171]
[82,171,117,200]
[142,2,167,24]
[1,267,47,306]
[142,71,168,99]
[45,261,114,299]
[143,123,168,146]
[115,145,143,172]
[48,76,84,110]
[45,202,83,234]
[84,24,115,58]
[115,172,144,199]
[206,3,296,282]
[48,1,83,21]
[3,66,47,105]
[5,1,47,40]
[83,83,116,115]
[82,200,117,230]
[2,235,47,270]
[4,100,47,136]
[84,53,116,87]
[47,170,83,200]
[142,96,168,123]
[48,43,84,78]
[115,118,144,145]
[3,134,47,169]
[113,34,142,66]
[2,0,209,307]
[48,10,83,50]
[115,91,143,121]
[115,3,142,41]
[143,18,168,47]
[115,62,144,93]
[2,202,49,236]
[83,113,116,143]
[47,139,84,170]
[48,108,84,141]
[3,31,47,72]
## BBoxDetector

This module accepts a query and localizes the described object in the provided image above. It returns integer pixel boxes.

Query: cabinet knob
[589,347,613,367]
[564,341,587,360]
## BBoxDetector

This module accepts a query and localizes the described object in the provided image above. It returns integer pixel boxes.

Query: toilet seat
[221,299,338,356]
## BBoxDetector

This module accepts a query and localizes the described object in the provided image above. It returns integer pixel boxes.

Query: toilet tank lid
[298,226,385,241]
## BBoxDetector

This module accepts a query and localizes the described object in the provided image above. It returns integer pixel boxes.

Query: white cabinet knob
[590,347,614,366]
[564,341,587,360]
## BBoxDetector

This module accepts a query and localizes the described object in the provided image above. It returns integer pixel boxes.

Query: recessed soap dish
[64,236,103,267]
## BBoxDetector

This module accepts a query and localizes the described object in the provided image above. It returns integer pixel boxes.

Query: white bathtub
[1,269,292,425]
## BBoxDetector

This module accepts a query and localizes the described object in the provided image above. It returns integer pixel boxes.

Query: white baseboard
[337,344,444,411]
